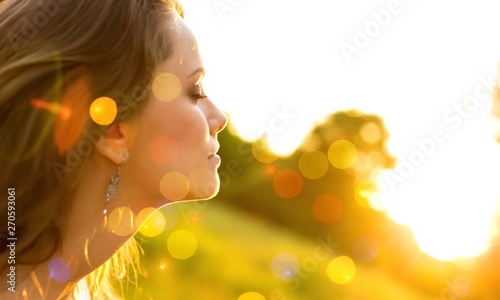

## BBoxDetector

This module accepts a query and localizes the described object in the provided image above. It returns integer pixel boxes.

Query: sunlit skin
[9,16,227,299]
[116,18,228,206]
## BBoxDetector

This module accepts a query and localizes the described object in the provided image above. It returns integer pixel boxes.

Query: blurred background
[126,0,500,299]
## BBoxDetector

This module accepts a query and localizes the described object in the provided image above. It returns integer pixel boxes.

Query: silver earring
[103,165,121,215]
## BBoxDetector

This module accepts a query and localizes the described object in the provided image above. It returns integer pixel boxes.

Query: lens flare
[273,169,303,198]
[312,194,343,224]
[265,165,276,175]
[152,73,182,102]
[327,256,356,284]
[359,122,382,144]
[48,257,71,283]
[54,77,90,154]
[30,99,71,120]
[89,97,117,126]
[160,172,190,201]
[298,150,329,179]
[271,252,300,280]
[328,140,357,169]
[107,207,136,236]
[167,230,198,260]
[136,208,166,237]
[354,181,376,209]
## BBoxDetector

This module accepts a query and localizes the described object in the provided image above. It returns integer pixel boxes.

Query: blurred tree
[216,110,396,244]
[134,109,500,300]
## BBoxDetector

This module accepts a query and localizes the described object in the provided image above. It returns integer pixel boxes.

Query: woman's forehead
[158,19,203,79]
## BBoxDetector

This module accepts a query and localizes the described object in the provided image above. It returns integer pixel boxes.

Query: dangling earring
[103,165,121,215]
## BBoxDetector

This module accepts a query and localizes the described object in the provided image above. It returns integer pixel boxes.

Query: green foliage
[125,110,465,299]
[217,110,395,243]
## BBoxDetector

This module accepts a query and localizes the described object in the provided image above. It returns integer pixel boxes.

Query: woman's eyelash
[191,91,207,100]
[192,85,207,100]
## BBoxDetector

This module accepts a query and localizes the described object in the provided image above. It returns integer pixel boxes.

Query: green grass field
[126,202,435,300]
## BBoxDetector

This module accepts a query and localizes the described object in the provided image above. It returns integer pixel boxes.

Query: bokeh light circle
[352,235,380,263]
[149,135,179,165]
[160,172,190,201]
[265,165,276,175]
[48,257,71,283]
[367,151,386,167]
[359,122,382,144]
[252,140,279,163]
[354,180,376,209]
[107,206,136,236]
[89,97,117,125]
[152,73,182,102]
[298,150,329,179]
[271,252,300,280]
[300,132,322,151]
[312,194,343,224]
[273,169,303,199]
[238,292,266,300]
[167,230,198,260]
[136,207,166,237]
[327,256,356,284]
[328,140,357,169]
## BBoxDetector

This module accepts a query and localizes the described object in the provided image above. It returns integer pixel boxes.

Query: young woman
[0,0,228,298]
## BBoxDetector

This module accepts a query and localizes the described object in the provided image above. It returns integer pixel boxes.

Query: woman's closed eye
[191,86,208,101]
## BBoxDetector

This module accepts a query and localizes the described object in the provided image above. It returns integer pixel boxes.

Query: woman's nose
[207,99,228,135]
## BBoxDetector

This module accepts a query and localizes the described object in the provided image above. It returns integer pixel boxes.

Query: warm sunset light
[9,1,500,299]
[181,0,500,262]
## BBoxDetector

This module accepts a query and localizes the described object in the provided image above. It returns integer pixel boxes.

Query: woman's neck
[2,159,136,299]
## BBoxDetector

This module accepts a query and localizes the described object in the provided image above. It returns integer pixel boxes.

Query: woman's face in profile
[124,17,228,205]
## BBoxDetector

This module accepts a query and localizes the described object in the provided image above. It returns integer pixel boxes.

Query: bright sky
[180,0,500,261]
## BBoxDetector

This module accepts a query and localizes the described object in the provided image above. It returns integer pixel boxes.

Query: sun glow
[181,0,500,261]
[374,116,500,260]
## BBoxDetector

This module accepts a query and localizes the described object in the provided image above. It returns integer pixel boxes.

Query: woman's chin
[193,189,220,201]
[187,180,220,200]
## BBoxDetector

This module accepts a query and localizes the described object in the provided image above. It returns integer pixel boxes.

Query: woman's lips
[208,154,221,165]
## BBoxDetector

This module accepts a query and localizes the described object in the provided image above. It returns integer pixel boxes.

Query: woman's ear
[94,123,135,165]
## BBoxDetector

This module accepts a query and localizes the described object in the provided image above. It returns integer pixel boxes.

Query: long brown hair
[0,0,183,297]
